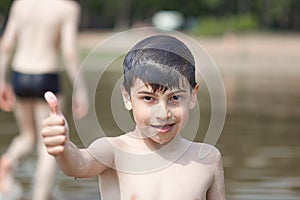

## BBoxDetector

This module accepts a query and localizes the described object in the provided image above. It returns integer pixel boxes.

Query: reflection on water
[1,34,300,200]
[222,72,300,200]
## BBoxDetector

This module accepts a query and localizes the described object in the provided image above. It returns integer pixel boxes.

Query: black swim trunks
[12,71,60,98]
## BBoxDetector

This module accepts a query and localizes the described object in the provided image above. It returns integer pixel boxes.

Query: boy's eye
[172,95,180,101]
[169,95,182,104]
[143,96,154,102]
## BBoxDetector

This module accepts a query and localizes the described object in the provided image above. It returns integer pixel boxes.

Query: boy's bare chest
[117,162,214,200]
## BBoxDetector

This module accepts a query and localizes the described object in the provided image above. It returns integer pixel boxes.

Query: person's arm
[60,2,88,118]
[0,2,18,111]
[42,91,110,178]
[0,2,18,85]
[206,148,226,200]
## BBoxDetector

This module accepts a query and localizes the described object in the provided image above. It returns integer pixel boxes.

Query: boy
[42,35,226,199]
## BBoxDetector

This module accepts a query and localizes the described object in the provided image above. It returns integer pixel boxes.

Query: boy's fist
[0,83,16,112]
[41,91,69,156]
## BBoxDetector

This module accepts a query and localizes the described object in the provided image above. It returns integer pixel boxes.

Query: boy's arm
[206,148,226,200]
[42,92,109,178]
[0,2,18,111]
[60,2,88,119]
[0,1,18,85]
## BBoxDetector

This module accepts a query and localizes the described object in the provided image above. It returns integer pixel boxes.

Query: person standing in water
[0,0,88,199]
[41,35,226,200]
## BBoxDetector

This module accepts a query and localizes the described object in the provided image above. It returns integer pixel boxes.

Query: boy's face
[121,78,199,145]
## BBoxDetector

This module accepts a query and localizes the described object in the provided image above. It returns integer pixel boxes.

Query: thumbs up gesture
[41,91,69,156]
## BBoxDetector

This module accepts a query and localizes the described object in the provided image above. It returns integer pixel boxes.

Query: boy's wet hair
[123,35,196,93]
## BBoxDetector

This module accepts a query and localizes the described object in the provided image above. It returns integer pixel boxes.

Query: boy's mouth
[151,123,176,133]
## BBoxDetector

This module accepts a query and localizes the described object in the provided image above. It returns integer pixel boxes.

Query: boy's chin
[135,126,179,145]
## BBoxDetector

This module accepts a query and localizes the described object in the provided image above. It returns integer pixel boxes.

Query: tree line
[1,0,300,33]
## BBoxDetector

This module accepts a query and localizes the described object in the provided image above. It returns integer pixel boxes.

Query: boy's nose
[150,103,171,120]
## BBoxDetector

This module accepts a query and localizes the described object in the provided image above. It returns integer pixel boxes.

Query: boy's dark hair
[123,35,196,93]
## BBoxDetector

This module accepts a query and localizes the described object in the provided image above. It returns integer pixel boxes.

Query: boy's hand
[73,89,89,119]
[42,91,69,156]
[0,83,16,112]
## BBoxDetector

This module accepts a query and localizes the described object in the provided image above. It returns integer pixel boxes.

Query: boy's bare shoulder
[112,133,141,152]
[9,0,23,12]
[188,141,222,165]
[61,0,80,11]
[88,134,135,153]
[50,0,80,16]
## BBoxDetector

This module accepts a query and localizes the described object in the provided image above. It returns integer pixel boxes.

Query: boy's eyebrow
[137,91,156,95]
[171,89,188,94]
[137,89,187,95]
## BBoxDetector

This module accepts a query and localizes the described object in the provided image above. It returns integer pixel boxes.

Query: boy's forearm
[0,45,12,85]
[55,141,90,178]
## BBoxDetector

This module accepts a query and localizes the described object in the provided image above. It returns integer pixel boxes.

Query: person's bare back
[2,0,80,74]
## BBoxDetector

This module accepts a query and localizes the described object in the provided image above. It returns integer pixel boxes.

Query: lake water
[0,32,299,199]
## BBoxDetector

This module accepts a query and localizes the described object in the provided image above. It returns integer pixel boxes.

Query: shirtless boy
[42,35,226,200]
[0,0,87,199]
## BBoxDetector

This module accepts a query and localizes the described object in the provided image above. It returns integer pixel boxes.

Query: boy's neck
[128,130,187,152]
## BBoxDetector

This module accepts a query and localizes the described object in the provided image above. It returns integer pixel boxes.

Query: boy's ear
[120,85,132,110]
[189,84,199,109]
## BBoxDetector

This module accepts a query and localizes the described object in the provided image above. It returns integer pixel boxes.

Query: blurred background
[1,0,300,199]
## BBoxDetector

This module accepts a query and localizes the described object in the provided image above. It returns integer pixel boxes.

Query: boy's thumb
[44,91,61,115]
